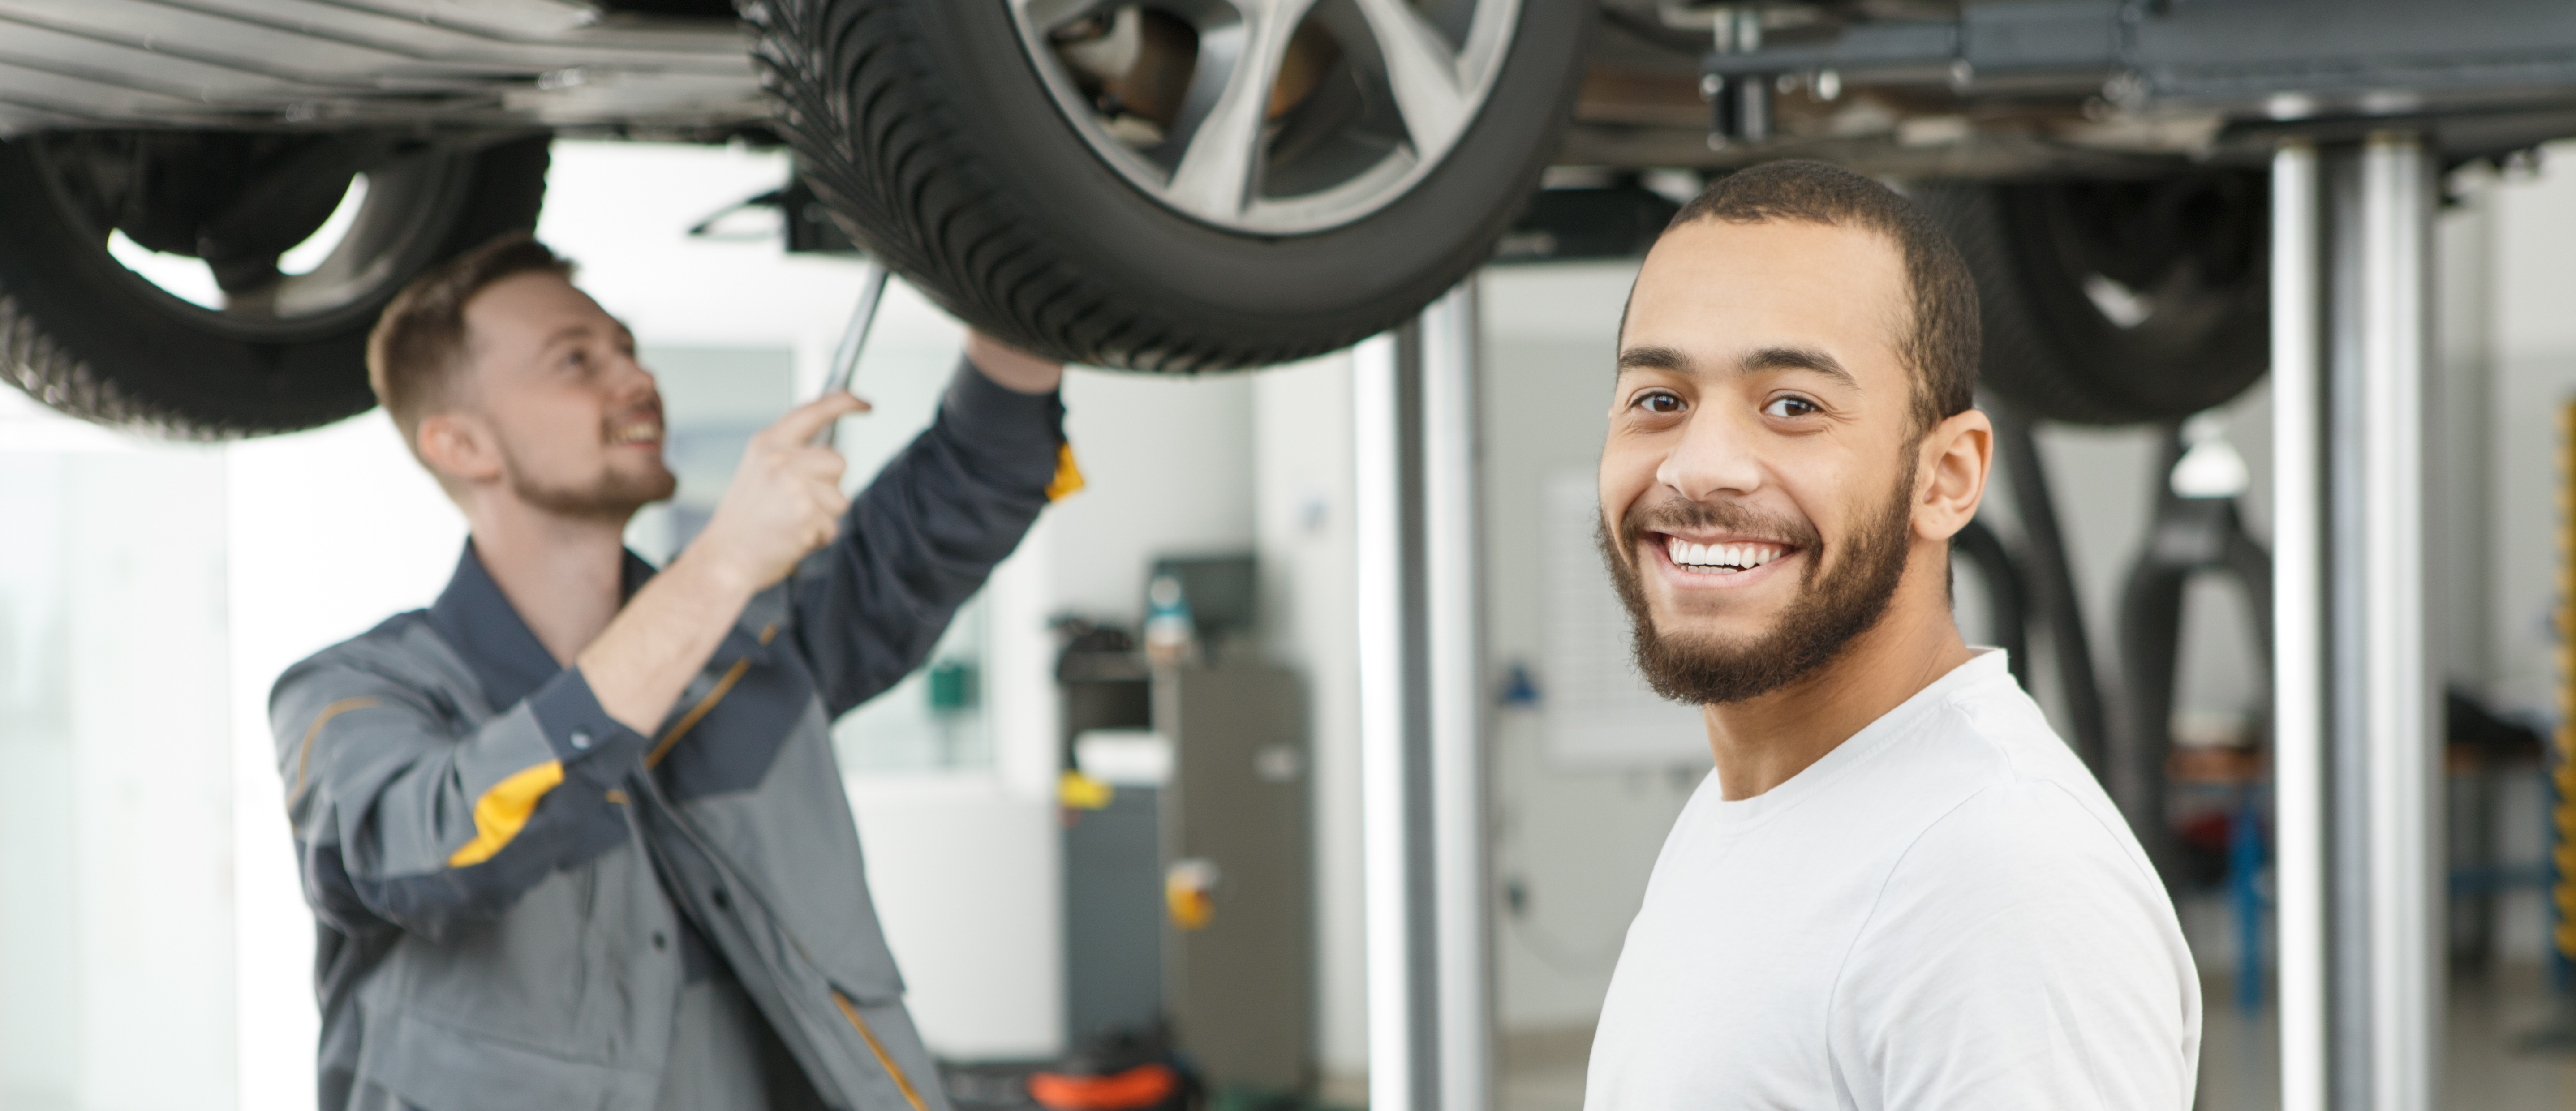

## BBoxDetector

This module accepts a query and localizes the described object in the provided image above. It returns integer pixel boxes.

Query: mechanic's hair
[366,232,574,456]
[1665,160,1979,437]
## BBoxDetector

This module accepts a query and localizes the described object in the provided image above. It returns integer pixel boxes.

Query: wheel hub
[1008,0,1523,235]
[27,132,486,333]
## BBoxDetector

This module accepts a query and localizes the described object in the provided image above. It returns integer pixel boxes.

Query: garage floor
[1497,1028,1593,1111]
[1495,965,2576,1110]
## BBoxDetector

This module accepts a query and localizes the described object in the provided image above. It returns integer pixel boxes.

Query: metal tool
[815,259,890,448]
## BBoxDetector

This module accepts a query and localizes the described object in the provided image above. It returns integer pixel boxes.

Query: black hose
[1992,401,2113,780]
[1951,517,2033,692]
[2113,423,2272,890]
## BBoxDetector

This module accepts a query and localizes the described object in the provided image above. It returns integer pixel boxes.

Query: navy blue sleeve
[787,356,1065,718]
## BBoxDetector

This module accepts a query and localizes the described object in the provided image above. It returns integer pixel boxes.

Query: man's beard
[501,437,676,522]
[1598,463,1916,706]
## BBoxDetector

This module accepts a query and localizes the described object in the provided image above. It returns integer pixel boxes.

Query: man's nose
[607,355,658,406]
[1656,407,1763,502]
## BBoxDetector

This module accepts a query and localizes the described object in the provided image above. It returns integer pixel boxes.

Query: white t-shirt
[1583,650,2200,1111]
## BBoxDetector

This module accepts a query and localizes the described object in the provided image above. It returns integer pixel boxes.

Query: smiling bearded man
[1582,161,2200,1111]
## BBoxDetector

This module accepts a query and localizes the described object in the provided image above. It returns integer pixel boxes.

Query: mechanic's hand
[688,392,869,592]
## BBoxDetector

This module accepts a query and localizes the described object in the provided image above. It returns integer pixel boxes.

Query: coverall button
[651,931,668,951]
[569,729,593,751]
[710,888,732,910]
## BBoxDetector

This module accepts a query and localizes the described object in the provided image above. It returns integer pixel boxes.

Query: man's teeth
[1666,536,1787,571]
[609,421,661,444]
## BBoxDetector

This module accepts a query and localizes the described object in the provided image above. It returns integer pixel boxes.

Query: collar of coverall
[426,540,658,712]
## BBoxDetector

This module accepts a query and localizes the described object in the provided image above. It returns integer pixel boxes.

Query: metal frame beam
[1354,282,1492,1111]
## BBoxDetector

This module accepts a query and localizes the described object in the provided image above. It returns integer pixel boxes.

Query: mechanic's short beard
[1599,463,1917,706]
[500,433,676,522]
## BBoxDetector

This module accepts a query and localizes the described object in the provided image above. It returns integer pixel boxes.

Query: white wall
[1048,370,1260,624]
[2452,150,2576,970]
[228,411,467,1111]
[1,402,237,1111]
[846,774,1064,1057]
[2482,150,2576,720]
[1251,354,1370,1085]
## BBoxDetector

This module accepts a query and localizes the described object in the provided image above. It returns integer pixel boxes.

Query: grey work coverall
[271,363,1067,1111]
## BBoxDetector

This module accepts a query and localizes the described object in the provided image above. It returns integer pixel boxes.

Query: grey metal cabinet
[1060,662,1312,1094]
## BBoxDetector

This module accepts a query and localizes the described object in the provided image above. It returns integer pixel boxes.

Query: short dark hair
[367,232,574,449]
[1664,160,1979,436]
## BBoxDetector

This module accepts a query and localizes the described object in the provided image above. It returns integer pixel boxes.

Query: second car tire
[0,134,549,437]
[1914,174,2272,426]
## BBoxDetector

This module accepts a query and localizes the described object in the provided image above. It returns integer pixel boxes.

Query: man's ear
[416,410,503,489]
[1912,407,1994,543]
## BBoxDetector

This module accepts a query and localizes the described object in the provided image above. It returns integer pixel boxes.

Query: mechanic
[271,232,1075,1111]
[1582,161,2200,1109]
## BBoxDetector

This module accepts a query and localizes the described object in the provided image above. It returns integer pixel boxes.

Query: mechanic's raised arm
[788,333,1069,718]
[273,392,891,942]
[579,392,867,733]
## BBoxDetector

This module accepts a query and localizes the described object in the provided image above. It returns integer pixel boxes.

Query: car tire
[0,134,549,438]
[748,0,1592,371]
[1914,173,2271,426]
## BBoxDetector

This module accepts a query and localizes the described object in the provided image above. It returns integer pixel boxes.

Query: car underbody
[6,0,2576,437]
[13,1,2576,178]
[0,0,762,139]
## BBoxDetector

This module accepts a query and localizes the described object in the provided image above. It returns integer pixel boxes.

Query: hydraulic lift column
[2272,134,2439,1111]
[1354,283,1493,1111]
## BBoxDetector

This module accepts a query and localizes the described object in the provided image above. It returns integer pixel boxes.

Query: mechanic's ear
[416,410,503,488]
[1913,407,1993,542]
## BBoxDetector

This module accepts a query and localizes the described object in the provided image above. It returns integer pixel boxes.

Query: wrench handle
[815,261,890,449]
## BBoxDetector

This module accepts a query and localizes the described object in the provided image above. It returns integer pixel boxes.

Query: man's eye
[1635,391,1684,415]
[1763,395,1819,418]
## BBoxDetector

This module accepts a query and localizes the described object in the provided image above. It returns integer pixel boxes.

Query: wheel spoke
[1166,0,1318,222]
[1353,0,1469,157]
[1011,0,1114,34]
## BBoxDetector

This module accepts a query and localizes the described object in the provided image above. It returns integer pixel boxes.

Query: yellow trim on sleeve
[288,695,381,809]
[833,989,929,1111]
[1045,442,1085,502]
[647,656,753,768]
[446,760,568,867]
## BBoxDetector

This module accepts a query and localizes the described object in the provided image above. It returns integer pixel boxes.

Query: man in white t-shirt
[1583,159,2200,1111]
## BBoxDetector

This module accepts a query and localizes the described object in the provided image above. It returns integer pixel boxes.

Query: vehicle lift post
[1354,281,1493,1111]
[2271,134,2439,1111]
